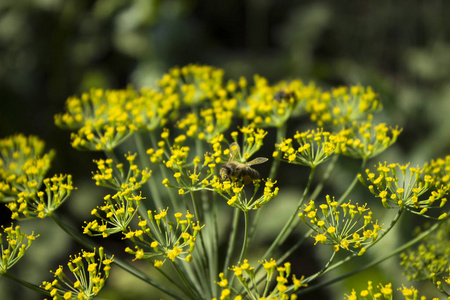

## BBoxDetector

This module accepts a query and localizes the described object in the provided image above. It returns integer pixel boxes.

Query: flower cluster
[306,85,382,128]
[211,178,279,211]
[85,153,150,237]
[6,174,74,220]
[400,219,450,295]
[215,259,307,300]
[148,130,216,194]
[228,126,268,160]
[359,162,448,217]
[55,88,140,151]
[176,91,236,141]
[83,191,143,237]
[336,122,402,160]
[344,281,426,300]
[3,64,431,299]
[42,247,113,300]
[92,153,151,192]
[299,196,382,254]
[124,209,203,267]
[0,224,38,274]
[423,155,450,187]
[129,87,179,132]
[158,64,225,106]
[274,129,338,168]
[0,134,55,202]
[238,76,319,127]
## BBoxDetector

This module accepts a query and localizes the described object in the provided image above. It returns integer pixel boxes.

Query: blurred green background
[1,0,450,299]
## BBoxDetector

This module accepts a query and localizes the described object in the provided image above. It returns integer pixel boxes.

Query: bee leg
[243,175,252,185]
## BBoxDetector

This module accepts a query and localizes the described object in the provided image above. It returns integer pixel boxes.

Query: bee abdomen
[244,168,260,179]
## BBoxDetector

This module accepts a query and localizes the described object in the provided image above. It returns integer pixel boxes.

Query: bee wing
[228,142,240,162]
[246,157,268,166]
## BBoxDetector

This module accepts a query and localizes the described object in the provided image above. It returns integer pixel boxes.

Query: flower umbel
[83,191,143,237]
[344,281,425,300]
[6,174,74,220]
[0,224,38,274]
[336,122,402,160]
[306,85,382,128]
[92,153,151,193]
[299,196,381,254]
[55,88,138,151]
[41,247,113,300]
[400,219,450,295]
[360,162,448,217]
[274,129,338,168]
[124,209,203,267]
[0,134,55,202]
[215,259,307,300]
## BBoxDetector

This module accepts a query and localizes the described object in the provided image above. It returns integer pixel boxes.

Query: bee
[274,89,296,102]
[220,142,268,184]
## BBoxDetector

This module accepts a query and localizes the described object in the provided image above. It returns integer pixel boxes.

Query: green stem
[305,251,337,283]
[230,210,249,288]
[281,157,367,262]
[50,212,185,299]
[319,208,405,277]
[275,156,339,264]
[247,124,287,248]
[336,158,367,205]
[189,191,213,297]
[2,272,50,296]
[240,167,316,294]
[309,154,339,201]
[104,149,120,167]
[201,189,217,296]
[148,130,184,211]
[209,192,220,297]
[237,211,250,263]
[260,167,315,261]
[149,261,192,296]
[296,214,445,296]
[269,123,288,180]
[171,261,202,299]
[223,208,241,277]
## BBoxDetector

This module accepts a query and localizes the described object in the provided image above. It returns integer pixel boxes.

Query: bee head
[220,165,231,181]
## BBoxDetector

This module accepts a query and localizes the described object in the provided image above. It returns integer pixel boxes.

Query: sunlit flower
[0,224,38,274]
[41,247,113,300]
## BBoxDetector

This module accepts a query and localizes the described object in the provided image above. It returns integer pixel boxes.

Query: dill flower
[237,75,319,128]
[359,162,448,217]
[83,191,143,237]
[41,247,113,300]
[336,122,402,160]
[55,88,138,151]
[212,178,278,211]
[0,134,55,202]
[400,219,450,291]
[423,155,450,187]
[176,88,236,141]
[6,174,74,220]
[216,259,306,299]
[274,129,338,168]
[129,87,179,131]
[148,130,219,193]
[92,153,151,192]
[344,281,424,300]
[0,224,38,274]
[158,64,225,106]
[298,196,381,254]
[123,209,203,266]
[229,126,268,160]
[306,85,382,128]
